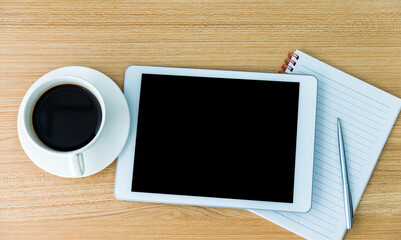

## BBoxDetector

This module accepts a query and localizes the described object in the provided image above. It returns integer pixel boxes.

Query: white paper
[250,50,401,240]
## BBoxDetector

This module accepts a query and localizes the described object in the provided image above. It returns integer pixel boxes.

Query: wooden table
[1,1,400,239]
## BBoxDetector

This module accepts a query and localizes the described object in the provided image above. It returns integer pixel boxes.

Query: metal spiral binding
[279,52,299,73]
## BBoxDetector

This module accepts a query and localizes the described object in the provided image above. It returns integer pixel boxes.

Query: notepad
[250,50,401,240]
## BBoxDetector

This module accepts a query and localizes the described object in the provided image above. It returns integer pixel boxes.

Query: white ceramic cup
[20,75,106,177]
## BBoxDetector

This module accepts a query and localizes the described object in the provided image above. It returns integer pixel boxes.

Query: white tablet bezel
[115,65,317,212]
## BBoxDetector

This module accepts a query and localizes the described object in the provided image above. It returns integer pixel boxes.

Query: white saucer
[18,66,130,178]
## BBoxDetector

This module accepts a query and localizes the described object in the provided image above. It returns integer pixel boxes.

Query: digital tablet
[115,66,317,212]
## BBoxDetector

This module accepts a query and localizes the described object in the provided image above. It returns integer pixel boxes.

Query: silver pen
[337,118,354,229]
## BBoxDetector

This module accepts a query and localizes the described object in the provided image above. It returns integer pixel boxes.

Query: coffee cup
[20,75,106,177]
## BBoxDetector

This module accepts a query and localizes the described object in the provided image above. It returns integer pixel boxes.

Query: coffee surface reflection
[32,84,102,151]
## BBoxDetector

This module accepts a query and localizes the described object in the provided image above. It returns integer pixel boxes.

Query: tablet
[115,66,317,212]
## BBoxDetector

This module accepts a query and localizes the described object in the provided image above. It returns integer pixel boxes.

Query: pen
[337,118,354,229]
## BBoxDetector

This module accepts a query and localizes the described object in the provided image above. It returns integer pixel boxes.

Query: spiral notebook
[250,50,401,240]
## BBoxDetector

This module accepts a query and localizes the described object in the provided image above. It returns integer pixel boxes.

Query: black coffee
[32,84,102,151]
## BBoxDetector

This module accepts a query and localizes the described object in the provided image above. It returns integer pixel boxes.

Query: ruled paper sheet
[250,50,401,240]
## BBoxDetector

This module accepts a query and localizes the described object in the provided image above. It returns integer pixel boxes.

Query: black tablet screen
[132,74,299,203]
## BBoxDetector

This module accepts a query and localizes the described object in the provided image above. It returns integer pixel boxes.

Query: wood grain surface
[1,0,400,239]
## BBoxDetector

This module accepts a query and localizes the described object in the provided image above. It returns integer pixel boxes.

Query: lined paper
[250,50,401,240]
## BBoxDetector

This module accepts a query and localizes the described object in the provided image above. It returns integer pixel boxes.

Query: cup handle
[69,153,85,177]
